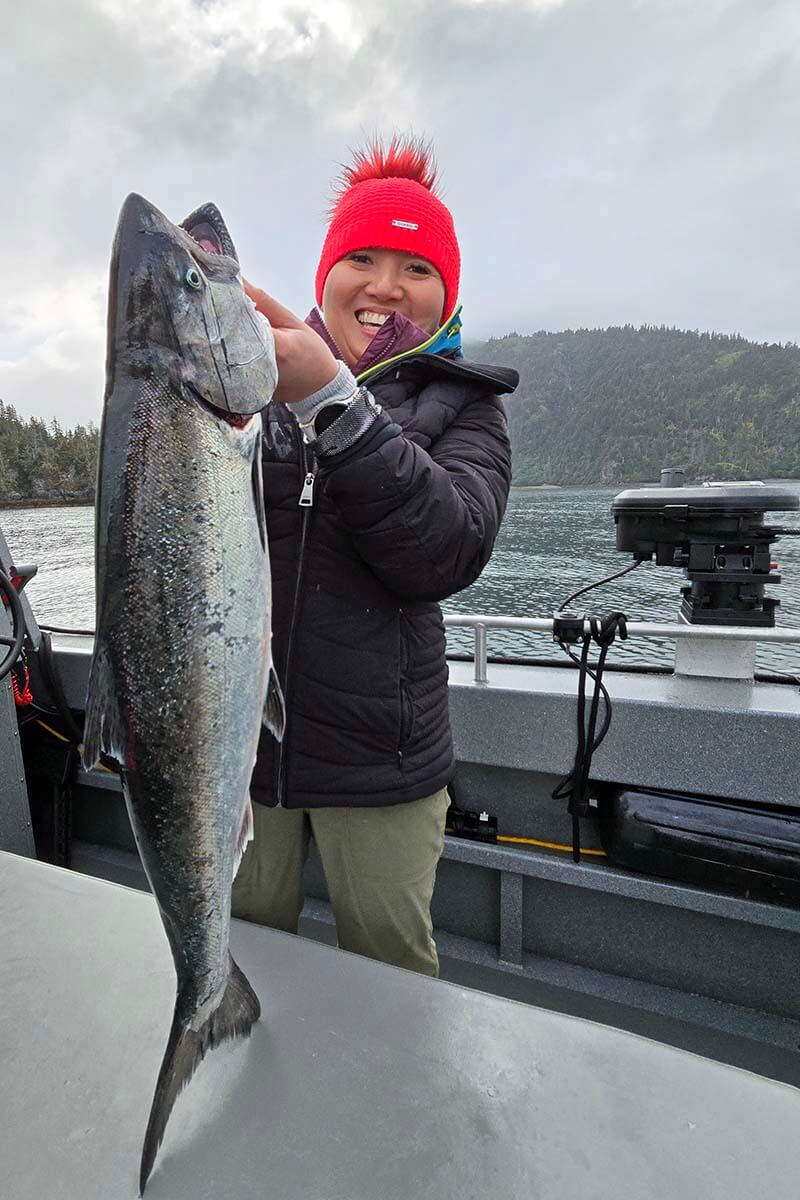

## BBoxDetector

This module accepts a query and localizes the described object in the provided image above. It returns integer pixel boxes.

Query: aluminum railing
[443,612,800,683]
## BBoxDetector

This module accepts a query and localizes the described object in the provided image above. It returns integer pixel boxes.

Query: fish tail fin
[139,955,260,1195]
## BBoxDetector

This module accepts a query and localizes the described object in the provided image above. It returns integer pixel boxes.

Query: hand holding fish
[244,280,339,405]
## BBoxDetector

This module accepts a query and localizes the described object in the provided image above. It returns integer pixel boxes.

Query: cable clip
[587,612,628,647]
[552,613,585,644]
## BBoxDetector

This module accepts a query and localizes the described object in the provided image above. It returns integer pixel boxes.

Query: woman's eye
[408,262,431,276]
[349,253,371,264]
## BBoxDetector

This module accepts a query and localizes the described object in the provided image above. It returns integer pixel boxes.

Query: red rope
[11,664,33,707]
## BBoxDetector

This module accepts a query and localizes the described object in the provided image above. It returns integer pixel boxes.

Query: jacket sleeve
[316,391,512,603]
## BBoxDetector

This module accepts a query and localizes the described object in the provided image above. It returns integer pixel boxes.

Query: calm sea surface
[3,484,799,673]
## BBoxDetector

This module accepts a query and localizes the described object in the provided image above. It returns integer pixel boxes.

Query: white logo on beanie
[391,219,419,230]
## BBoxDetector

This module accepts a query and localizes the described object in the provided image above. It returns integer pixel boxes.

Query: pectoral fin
[262,666,285,741]
[82,640,125,770]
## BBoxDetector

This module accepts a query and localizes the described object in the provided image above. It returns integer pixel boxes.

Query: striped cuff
[313,388,381,457]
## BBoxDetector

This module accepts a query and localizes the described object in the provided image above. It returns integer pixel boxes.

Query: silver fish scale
[107,375,271,1016]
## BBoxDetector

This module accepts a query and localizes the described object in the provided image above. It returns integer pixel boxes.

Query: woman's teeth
[356,310,389,327]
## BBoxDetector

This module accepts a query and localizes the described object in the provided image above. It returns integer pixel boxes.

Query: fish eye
[185,266,203,290]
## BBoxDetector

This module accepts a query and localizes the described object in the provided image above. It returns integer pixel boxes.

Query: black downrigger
[597,471,800,901]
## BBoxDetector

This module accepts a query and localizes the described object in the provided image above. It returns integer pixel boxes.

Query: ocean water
[2,484,799,673]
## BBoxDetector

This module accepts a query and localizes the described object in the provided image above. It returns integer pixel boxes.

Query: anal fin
[233,797,254,881]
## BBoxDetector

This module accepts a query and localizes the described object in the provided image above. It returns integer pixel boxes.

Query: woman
[232,137,518,977]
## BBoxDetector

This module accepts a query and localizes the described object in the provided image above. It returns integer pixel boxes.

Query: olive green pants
[232,787,450,977]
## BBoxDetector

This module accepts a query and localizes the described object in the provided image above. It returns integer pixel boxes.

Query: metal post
[474,623,488,683]
[674,636,757,681]
[499,870,524,968]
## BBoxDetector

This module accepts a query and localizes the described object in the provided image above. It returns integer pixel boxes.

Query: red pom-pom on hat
[334,138,440,196]
[315,136,461,323]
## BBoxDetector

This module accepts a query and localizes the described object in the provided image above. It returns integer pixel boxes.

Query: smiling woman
[321,247,446,368]
[312,138,461,371]
[233,134,518,980]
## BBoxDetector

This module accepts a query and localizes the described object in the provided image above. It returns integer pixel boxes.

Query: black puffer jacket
[251,353,517,808]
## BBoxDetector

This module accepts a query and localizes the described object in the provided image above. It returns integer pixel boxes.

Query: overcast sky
[2,0,799,427]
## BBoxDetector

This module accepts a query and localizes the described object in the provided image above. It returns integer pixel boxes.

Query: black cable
[552,614,628,861]
[18,711,47,728]
[551,553,641,865]
[29,698,60,713]
[558,558,642,613]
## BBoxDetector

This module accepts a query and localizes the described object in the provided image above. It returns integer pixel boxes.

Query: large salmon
[82,193,284,1193]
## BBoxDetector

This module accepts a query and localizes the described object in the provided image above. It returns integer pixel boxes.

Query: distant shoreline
[511,477,800,490]
[0,498,94,510]
[3,475,799,510]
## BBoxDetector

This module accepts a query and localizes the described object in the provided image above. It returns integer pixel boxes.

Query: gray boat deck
[1,851,798,1199]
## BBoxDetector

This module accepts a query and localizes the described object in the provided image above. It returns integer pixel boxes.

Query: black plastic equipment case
[599,787,800,903]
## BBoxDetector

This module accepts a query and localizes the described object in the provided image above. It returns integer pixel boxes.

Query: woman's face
[322,247,446,368]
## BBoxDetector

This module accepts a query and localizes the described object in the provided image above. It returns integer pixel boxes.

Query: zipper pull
[299,471,315,507]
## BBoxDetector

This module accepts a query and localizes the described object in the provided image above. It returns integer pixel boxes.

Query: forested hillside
[2,325,800,502]
[470,326,800,485]
[0,402,97,502]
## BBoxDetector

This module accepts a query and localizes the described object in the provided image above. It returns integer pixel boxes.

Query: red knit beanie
[315,138,461,322]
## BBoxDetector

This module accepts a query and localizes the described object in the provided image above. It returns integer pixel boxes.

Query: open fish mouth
[184,381,255,429]
[181,202,239,262]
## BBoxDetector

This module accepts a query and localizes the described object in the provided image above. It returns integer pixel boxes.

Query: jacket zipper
[397,609,414,768]
[274,431,315,805]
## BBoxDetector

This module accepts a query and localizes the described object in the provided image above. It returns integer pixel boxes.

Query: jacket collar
[304,306,518,396]
[366,352,519,396]
[305,306,431,376]
[305,305,464,374]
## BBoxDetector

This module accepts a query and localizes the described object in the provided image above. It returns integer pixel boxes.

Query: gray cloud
[1,0,799,426]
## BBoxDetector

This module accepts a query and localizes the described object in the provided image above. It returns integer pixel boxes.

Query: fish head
[110,193,277,417]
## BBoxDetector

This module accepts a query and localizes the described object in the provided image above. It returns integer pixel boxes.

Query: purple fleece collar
[305,307,431,377]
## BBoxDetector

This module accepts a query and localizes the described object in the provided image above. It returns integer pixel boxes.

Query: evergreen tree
[0,401,98,502]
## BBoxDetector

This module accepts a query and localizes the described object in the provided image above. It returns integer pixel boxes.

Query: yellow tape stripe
[36,719,69,743]
[497,835,606,857]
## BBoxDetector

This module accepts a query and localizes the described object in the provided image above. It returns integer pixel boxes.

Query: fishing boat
[1,472,799,1196]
